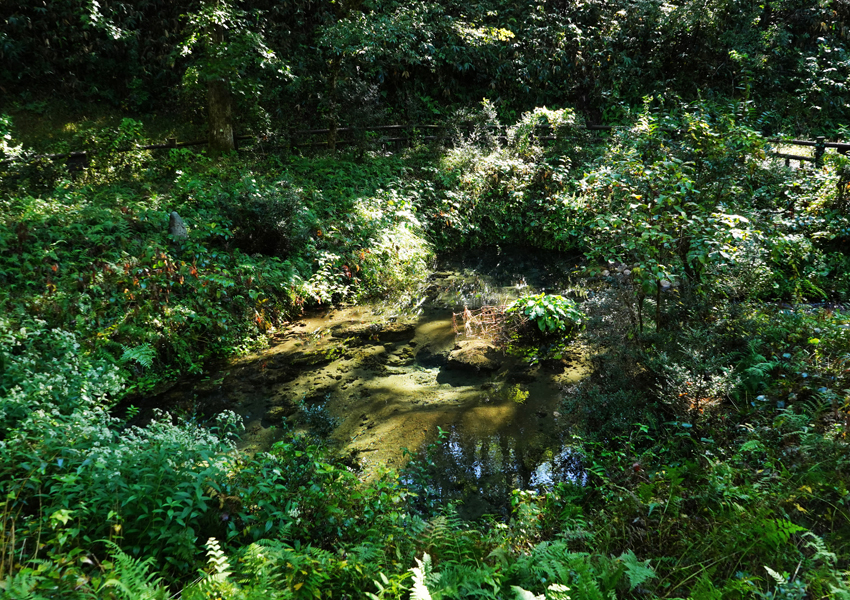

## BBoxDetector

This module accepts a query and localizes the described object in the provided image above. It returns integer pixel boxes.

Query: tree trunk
[655,280,662,331]
[327,56,341,151]
[207,78,235,154]
[206,13,235,155]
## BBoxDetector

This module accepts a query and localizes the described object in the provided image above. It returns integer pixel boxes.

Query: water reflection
[421,426,586,519]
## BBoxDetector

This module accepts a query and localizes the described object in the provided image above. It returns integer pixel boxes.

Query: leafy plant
[299,394,340,437]
[506,293,584,336]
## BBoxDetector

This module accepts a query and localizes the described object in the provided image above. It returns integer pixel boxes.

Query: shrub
[0,318,239,590]
[506,293,584,336]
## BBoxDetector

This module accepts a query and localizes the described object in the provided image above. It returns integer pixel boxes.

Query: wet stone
[507,371,537,384]
[291,351,333,368]
[261,367,296,383]
[265,405,294,424]
[415,346,448,368]
[540,358,567,373]
[330,321,416,343]
[447,340,502,372]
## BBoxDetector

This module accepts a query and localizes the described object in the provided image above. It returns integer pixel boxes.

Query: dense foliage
[3,2,850,598]
[3,0,850,133]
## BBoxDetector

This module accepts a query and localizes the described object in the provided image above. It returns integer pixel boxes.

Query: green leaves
[507,293,584,335]
[120,343,155,369]
[618,549,657,590]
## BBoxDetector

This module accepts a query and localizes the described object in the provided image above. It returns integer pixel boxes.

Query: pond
[144,247,590,518]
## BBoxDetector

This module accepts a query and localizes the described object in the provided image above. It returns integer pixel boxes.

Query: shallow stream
[146,248,590,517]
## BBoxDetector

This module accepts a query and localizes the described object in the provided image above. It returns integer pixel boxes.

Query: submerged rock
[330,321,416,343]
[447,340,503,372]
[415,346,448,368]
[264,405,295,425]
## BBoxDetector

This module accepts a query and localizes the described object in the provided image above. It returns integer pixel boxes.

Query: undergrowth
[3,105,850,598]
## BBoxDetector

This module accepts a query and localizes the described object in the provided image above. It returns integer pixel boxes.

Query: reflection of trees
[428,427,582,517]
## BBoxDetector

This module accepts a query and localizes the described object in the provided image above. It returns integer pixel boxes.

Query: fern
[764,565,788,586]
[738,339,779,395]
[410,553,437,600]
[547,583,572,599]
[237,540,291,599]
[759,518,807,548]
[422,508,480,565]
[566,556,608,600]
[829,583,850,600]
[120,343,155,369]
[114,218,132,239]
[441,562,501,598]
[353,542,383,562]
[802,532,837,566]
[618,549,657,591]
[98,542,169,600]
[511,585,544,600]
[513,544,622,600]
[0,570,53,600]
[182,538,235,600]
[802,390,838,421]
[206,537,233,580]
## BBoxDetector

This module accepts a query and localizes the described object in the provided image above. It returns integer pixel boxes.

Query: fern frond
[182,538,236,600]
[423,508,479,564]
[618,549,657,590]
[801,393,834,418]
[802,531,837,566]
[0,570,50,600]
[764,565,788,586]
[120,343,155,369]
[205,537,232,579]
[511,585,544,600]
[350,541,384,564]
[99,542,168,600]
[410,554,436,600]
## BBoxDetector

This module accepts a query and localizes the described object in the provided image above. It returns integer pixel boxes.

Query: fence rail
[2,123,849,168]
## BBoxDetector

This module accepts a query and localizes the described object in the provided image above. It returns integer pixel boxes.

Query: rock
[260,367,295,384]
[330,321,416,343]
[507,371,537,384]
[416,346,448,368]
[291,351,333,368]
[265,405,294,424]
[446,340,502,372]
[540,358,567,373]
[169,211,188,239]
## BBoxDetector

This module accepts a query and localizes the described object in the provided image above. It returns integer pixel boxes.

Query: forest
[2,0,850,598]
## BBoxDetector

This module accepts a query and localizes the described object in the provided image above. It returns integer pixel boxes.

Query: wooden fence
[2,123,849,169]
[767,136,850,167]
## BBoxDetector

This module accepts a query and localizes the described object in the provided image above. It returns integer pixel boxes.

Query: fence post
[815,136,825,167]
